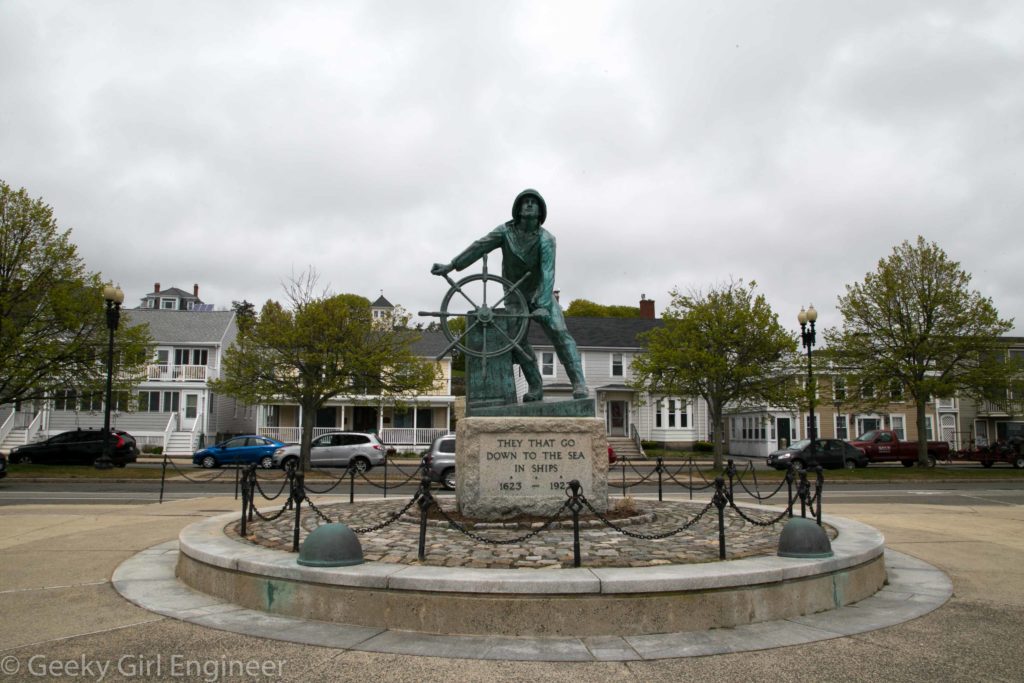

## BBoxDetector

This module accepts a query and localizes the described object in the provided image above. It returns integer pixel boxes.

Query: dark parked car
[0,453,7,479]
[9,429,139,467]
[767,438,867,471]
[272,432,387,472]
[192,435,287,469]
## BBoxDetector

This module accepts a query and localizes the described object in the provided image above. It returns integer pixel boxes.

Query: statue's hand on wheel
[431,262,453,276]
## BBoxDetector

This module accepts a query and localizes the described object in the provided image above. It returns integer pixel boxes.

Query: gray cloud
[1,0,1020,334]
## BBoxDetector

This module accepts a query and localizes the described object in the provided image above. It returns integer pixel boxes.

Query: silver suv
[272,432,387,472]
[422,434,456,490]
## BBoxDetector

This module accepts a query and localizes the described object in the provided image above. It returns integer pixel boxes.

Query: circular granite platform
[113,495,952,660]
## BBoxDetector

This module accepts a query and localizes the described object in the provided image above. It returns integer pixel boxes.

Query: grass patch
[4,464,168,479]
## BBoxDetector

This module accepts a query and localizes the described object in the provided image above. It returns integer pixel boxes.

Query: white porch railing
[380,428,451,446]
[24,411,43,443]
[146,364,217,382]
[161,413,177,454]
[190,413,204,451]
[258,427,337,444]
[0,411,15,446]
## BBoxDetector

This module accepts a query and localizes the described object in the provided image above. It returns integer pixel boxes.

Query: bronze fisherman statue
[431,189,588,402]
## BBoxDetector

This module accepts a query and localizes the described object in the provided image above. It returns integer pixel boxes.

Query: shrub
[612,496,638,515]
[693,440,714,452]
[640,440,660,450]
[142,445,163,455]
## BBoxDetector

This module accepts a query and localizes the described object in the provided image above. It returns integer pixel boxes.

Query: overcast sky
[3,1,1022,337]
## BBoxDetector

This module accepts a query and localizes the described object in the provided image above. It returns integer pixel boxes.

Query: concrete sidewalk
[1,496,1022,682]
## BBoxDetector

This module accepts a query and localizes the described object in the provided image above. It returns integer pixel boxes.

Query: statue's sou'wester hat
[511,188,547,225]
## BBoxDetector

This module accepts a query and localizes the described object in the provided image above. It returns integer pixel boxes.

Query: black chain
[428,498,574,545]
[733,470,788,501]
[303,474,348,495]
[608,466,656,488]
[350,495,422,533]
[251,498,293,522]
[254,473,290,501]
[580,495,715,539]
[357,466,424,490]
[164,457,233,482]
[385,458,425,477]
[303,495,334,524]
[726,495,794,527]
[662,466,716,491]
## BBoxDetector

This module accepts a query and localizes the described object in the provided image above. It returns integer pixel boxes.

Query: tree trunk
[300,399,316,473]
[916,397,929,467]
[710,400,725,470]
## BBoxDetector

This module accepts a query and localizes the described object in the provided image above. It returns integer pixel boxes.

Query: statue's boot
[522,363,544,402]
[565,358,589,399]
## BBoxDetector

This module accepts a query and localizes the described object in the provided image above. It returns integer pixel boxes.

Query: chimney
[154,282,160,293]
[193,283,199,297]
[640,294,655,320]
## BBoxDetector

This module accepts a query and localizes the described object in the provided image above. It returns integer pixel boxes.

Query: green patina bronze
[422,189,593,417]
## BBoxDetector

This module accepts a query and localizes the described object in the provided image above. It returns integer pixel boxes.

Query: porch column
[413,404,418,444]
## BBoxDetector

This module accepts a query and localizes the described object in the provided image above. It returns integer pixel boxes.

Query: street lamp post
[94,284,125,470]
[798,304,818,452]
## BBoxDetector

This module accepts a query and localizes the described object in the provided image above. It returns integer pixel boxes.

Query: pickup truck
[848,429,950,468]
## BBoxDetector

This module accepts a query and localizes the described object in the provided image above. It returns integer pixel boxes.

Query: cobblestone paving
[228,497,833,569]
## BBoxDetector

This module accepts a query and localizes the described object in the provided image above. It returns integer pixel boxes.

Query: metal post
[247,465,256,522]
[95,291,122,470]
[726,459,736,503]
[234,463,240,500]
[798,469,809,518]
[786,467,795,518]
[291,472,305,552]
[383,452,388,499]
[688,459,693,501]
[621,460,626,496]
[239,468,249,537]
[349,464,356,504]
[158,453,168,504]
[568,480,583,568]
[714,477,727,560]
[815,465,824,526]
[656,457,663,502]
[417,477,433,562]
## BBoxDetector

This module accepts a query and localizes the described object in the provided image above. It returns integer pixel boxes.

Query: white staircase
[0,428,28,454]
[608,436,644,461]
[164,432,197,457]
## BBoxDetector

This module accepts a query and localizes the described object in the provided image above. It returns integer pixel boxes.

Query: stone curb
[113,543,951,661]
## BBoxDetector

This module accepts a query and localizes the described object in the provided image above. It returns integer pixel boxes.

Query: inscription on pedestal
[480,435,593,496]
[457,417,608,519]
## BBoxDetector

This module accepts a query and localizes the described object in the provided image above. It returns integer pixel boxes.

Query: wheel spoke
[491,271,532,310]
[437,319,480,358]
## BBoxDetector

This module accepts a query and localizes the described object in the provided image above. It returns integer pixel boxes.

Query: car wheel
[791,460,806,472]
[281,456,298,471]
[1014,457,1024,470]
[843,459,857,470]
[926,455,937,468]
[17,455,32,464]
[441,467,456,491]
[259,456,274,469]
[901,460,915,468]
[200,455,218,469]
[351,457,370,474]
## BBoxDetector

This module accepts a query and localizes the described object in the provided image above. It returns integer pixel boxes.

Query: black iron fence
[237,459,827,566]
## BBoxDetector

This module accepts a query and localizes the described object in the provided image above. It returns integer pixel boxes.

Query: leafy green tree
[825,237,1017,466]
[231,300,257,332]
[0,180,151,407]
[210,272,439,471]
[565,299,641,318]
[631,280,799,468]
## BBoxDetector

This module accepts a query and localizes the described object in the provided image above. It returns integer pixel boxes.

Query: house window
[890,415,906,440]
[137,391,160,412]
[186,300,196,310]
[162,392,180,413]
[889,381,904,402]
[860,381,875,399]
[805,414,820,439]
[731,417,738,439]
[833,377,847,401]
[611,353,624,378]
[835,415,849,440]
[53,390,77,411]
[174,348,209,366]
[659,398,688,430]
[81,393,103,412]
[540,352,555,377]
[185,394,198,419]
[924,415,934,440]
[161,298,176,309]
[655,400,663,428]
[668,399,676,427]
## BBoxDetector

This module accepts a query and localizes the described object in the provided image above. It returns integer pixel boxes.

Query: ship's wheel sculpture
[420,256,540,409]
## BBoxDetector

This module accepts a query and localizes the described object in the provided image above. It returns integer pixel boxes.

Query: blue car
[192,435,287,469]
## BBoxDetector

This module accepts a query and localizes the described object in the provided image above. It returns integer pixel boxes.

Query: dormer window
[161,298,176,309]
